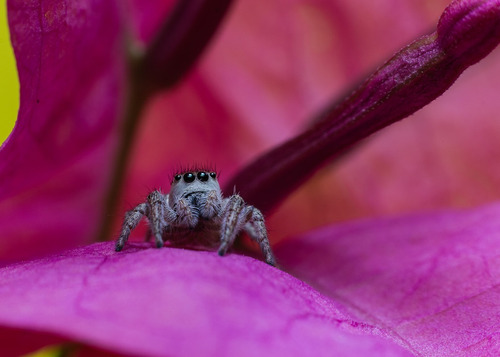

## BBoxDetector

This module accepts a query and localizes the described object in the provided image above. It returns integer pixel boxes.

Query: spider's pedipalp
[175,198,199,228]
[116,202,148,251]
[199,190,222,219]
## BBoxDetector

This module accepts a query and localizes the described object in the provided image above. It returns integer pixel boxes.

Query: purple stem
[139,0,234,89]
[224,0,500,214]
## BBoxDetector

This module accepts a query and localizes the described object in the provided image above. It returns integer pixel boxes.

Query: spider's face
[169,171,221,202]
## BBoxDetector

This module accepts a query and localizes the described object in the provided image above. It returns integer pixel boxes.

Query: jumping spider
[115,169,276,266]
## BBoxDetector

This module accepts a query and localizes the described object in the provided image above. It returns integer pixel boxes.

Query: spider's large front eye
[183,172,195,183]
[197,172,208,182]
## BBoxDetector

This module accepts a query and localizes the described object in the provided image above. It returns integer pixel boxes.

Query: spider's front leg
[115,202,148,251]
[147,190,176,248]
[218,195,276,266]
[243,206,276,267]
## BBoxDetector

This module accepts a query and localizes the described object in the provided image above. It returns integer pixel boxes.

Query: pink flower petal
[0,0,126,262]
[276,203,500,356]
[0,243,412,356]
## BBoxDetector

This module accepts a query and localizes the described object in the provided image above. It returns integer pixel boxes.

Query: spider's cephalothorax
[115,170,276,266]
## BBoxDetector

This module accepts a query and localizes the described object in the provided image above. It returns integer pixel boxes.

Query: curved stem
[224,0,500,214]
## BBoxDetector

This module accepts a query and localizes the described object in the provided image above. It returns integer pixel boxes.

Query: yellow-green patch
[0,2,19,146]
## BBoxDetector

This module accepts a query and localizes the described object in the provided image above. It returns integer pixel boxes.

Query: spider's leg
[243,206,276,267]
[116,202,148,251]
[147,191,169,248]
[218,195,246,257]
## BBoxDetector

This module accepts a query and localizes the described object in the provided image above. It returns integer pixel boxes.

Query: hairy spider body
[115,170,276,266]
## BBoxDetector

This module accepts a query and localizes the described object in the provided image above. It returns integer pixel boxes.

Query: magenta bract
[1,0,126,262]
[0,242,413,357]
[278,203,500,356]
[1,0,500,356]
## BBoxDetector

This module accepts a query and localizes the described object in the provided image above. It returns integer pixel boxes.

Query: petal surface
[276,203,500,356]
[0,0,126,262]
[0,242,413,357]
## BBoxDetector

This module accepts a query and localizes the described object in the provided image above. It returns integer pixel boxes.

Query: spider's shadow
[116,242,153,254]
[115,237,275,267]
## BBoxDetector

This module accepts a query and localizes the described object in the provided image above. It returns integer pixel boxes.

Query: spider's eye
[174,174,182,182]
[210,172,217,179]
[197,172,209,182]
[183,172,195,183]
